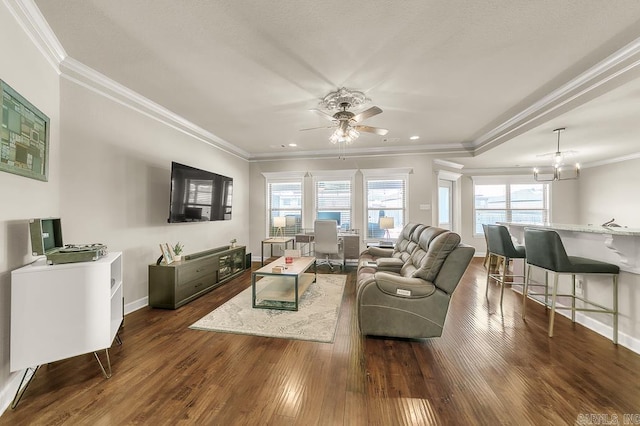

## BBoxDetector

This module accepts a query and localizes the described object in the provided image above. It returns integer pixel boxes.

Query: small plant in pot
[230,238,237,248]
[173,242,184,261]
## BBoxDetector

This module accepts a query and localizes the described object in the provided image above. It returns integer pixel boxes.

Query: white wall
[0,0,61,410]
[577,158,640,349]
[59,79,249,305]
[579,157,640,228]
[0,2,250,411]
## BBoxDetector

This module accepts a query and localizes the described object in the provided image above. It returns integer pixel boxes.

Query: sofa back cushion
[391,223,419,259]
[393,224,425,262]
[401,229,461,283]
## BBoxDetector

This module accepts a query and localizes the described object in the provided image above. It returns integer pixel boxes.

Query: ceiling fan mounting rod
[553,127,566,153]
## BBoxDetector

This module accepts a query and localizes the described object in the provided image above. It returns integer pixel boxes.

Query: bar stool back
[523,228,620,344]
[485,224,526,311]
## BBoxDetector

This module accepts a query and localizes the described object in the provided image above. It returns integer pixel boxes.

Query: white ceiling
[32,0,640,168]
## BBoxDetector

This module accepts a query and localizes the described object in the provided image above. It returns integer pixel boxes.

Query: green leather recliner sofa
[356,224,475,339]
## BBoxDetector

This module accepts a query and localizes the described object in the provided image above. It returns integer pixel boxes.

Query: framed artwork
[1,79,50,181]
[160,243,174,265]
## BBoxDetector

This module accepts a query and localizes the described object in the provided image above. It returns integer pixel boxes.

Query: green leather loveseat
[356,225,475,339]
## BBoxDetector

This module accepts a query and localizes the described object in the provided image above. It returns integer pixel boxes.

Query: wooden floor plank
[2,259,640,425]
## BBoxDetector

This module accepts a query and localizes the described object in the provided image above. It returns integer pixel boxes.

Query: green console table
[148,245,245,309]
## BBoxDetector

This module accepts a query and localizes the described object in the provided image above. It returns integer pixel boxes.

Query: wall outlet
[576,278,583,295]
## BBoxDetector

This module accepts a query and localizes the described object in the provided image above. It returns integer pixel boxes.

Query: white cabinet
[10,252,123,372]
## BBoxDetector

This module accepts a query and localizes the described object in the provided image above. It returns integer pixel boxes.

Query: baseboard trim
[520,291,640,355]
[125,297,148,315]
[0,370,26,415]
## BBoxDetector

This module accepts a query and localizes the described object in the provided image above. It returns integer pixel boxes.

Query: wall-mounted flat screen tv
[168,162,233,223]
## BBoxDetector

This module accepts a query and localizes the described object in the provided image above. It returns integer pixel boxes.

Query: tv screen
[169,162,233,223]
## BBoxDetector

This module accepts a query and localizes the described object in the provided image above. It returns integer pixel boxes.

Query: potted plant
[230,238,237,248]
[173,242,184,261]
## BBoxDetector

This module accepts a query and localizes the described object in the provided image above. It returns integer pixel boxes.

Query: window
[265,174,304,237]
[315,179,352,231]
[473,178,549,236]
[362,169,410,240]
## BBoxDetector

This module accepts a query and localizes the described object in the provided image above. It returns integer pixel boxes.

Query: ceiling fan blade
[352,106,382,123]
[299,125,335,131]
[310,108,336,122]
[354,125,389,136]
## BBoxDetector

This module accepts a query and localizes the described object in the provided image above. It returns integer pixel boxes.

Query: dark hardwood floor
[2,258,639,425]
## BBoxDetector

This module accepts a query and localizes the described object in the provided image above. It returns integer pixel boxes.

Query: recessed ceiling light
[288,143,297,147]
[410,135,420,140]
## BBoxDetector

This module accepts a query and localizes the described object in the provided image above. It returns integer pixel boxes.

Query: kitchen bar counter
[499,222,640,352]
[500,222,640,274]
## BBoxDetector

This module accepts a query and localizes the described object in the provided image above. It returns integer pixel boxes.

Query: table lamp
[273,216,286,238]
[379,216,394,242]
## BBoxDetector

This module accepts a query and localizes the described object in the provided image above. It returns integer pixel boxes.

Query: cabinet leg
[11,365,40,409]
[93,349,112,379]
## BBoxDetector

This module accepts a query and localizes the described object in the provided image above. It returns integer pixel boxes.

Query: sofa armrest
[374,271,436,298]
[361,246,394,258]
[376,257,404,273]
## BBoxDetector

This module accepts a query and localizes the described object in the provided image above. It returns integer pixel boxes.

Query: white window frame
[310,170,357,232]
[263,171,306,238]
[361,168,411,241]
[471,175,551,237]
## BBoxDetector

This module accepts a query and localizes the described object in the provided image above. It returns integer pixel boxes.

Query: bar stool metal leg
[548,273,560,338]
[613,275,618,344]
[571,274,576,323]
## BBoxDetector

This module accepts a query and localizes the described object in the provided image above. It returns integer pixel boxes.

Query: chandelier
[533,128,580,182]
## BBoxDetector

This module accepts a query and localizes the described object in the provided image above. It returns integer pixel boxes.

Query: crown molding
[471,36,640,155]
[436,170,462,181]
[4,0,66,73]
[433,159,464,170]
[7,0,250,161]
[582,152,640,169]
[360,167,413,177]
[247,142,472,162]
[59,57,250,160]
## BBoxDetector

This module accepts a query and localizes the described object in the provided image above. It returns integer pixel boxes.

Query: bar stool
[523,228,620,344]
[485,224,527,310]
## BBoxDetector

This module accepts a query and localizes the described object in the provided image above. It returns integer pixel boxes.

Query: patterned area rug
[190,274,346,343]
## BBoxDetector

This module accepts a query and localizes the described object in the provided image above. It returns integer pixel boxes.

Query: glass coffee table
[251,256,316,311]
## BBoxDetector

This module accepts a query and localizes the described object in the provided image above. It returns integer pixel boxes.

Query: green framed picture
[1,79,50,181]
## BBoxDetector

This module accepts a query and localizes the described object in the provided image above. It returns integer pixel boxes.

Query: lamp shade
[379,217,394,230]
[273,216,286,228]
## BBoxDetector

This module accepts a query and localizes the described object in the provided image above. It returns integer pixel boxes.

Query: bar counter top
[498,222,640,236]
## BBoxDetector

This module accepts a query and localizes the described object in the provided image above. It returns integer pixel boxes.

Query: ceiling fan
[300,88,389,144]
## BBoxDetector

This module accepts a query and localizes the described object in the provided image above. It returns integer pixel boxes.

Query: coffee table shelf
[252,256,315,311]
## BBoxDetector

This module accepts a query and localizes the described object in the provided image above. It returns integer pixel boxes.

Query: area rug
[189,274,346,343]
